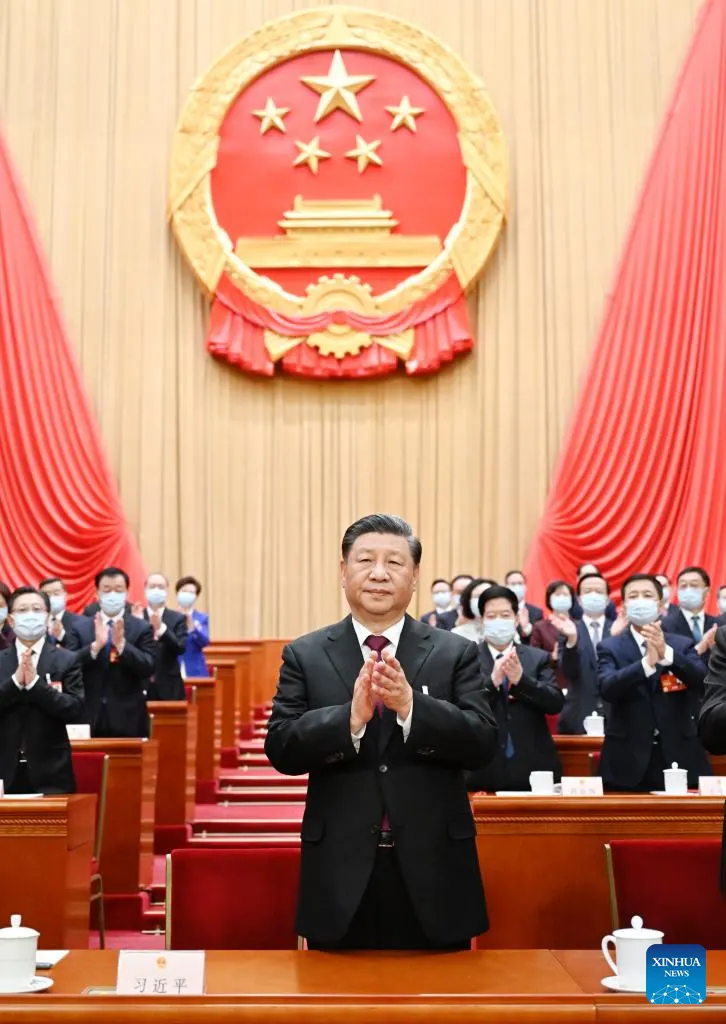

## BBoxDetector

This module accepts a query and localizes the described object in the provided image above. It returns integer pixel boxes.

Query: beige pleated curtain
[0,0,700,636]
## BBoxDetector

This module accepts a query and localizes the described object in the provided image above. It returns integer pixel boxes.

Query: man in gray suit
[265,513,497,950]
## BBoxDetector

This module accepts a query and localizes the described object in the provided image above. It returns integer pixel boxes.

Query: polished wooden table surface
[473,793,724,949]
[5,949,726,1021]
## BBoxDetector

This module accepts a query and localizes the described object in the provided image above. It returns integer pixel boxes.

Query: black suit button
[379,764,388,773]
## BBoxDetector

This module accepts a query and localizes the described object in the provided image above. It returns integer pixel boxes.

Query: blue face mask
[13,611,48,642]
[626,598,659,626]
[0,607,7,625]
[678,586,704,611]
[580,592,607,616]
[49,594,66,616]
[99,592,127,617]
[661,586,671,605]
[482,618,517,646]
[510,583,526,603]
[177,591,196,610]
[145,587,167,608]
[550,593,572,614]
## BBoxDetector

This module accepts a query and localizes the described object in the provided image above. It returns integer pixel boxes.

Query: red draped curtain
[0,134,145,608]
[525,0,726,611]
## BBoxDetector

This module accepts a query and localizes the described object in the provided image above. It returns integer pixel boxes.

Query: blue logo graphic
[646,944,706,1004]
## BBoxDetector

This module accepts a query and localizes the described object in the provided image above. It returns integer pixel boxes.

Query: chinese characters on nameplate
[116,950,205,995]
[698,776,726,796]
[560,777,604,797]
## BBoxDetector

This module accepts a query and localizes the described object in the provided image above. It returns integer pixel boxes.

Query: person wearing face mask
[530,580,577,691]
[503,570,543,644]
[597,573,709,792]
[661,566,718,661]
[176,576,210,678]
[38,577,85,649]
[0,581,14,651]
[132,573,188,700]
[66,567,155,737]
[570,563,618,622]
[557,574,613,734]
[0,587,84,794]
[420,579,457,631]
[451,578,497,641]
[467,586,563,792]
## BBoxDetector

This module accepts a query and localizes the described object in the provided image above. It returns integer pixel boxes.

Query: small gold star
[385,95,424,133]
[345,135,383,173]
[300,50,375,123]
[292,136,331,174]
[252,98,290,134]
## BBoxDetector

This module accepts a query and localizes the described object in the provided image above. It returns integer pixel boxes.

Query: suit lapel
[0,646,18,678]
[324,616,363,697]
[379,616,434,753]
[36,641,54,681]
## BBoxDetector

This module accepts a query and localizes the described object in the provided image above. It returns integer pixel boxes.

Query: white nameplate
[67,725,91,740]
[116,950,205,996]
[560,776,604,797]
[698,776,726,796]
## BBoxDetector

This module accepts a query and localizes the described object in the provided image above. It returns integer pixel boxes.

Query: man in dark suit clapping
[136,573,188,701]
[0,587,84,794]
[598,573,709,792]
[66,567,155,737]
[467,586,562,792]
[265,514,497,951]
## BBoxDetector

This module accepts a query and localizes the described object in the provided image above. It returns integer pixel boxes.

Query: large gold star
[292,136,331,174]
[252,98,290,134]
[385,95,425,133]
[300,50,375,123]
[345,135,383,173]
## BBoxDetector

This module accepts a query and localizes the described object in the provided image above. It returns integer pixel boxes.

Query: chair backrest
[589,750,601,775]
[166,846,300,950]
[71,751,109,863]
[184,684,194,702]
[605,839,726,947]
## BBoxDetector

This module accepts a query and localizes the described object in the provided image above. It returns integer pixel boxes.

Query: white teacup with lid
[0,915,39,992]
[663,761,688,794]
[583,711,604,736]
[601,915,663,991]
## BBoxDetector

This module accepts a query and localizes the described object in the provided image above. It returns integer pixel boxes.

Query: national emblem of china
[168,7,508,379]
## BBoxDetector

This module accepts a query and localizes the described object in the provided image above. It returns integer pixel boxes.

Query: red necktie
[365,635,391,716]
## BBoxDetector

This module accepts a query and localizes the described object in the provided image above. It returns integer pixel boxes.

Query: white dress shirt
[630,625,674,677]
[583,614,606,649]
[686,611,704,640]
[146,607,167,637]
[13,636,46,690]
[350,616,412,751]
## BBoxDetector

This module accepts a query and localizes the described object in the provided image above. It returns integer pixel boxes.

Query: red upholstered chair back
[71,752,109,863]
[184,684,193,702]
[589,751,601,775]
[605,839,726,948]
[166,847,300,949]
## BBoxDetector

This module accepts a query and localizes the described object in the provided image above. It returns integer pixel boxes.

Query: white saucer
[601,975,645,993]
[0,976,54,994]
[649,790,692,796]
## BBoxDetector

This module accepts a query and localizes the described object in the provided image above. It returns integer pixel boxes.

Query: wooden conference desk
[0,796,94,948]
[555,734,726,777]
[6,949,726,1021]
[473,793,724,949]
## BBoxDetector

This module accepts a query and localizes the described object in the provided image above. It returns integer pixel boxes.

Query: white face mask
[509,583,526,604]
[432,590,452,610]
[482,617,517,646]
[550,593,572,614]
[718,596,726,615]
[580,592,608,617]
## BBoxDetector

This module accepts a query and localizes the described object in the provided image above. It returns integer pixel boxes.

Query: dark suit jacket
[143,608,188,700]
[572,600,617,622]
[83,600,133,618]
[597,630,709,789]
[697,628,726,752]
[661,606,717,666]
[264,614,498,946]
[66,615,155,737]
[467,644,563,792]
[419,609,457,631]
[0,643,84,793]
[0,623,15,652]
[559,619,612,734]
